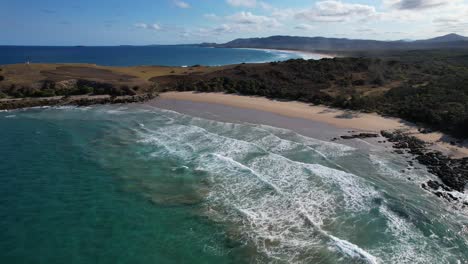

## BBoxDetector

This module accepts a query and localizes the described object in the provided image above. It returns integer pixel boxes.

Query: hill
[153,50,468,138]
[212,34,468,52]
[417,33,468,43]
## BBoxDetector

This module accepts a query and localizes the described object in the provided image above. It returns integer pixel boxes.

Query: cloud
[191,11,281,38]
[355,28,374,33]
[226,0,271,9]
[227,11,280,27]
[294,1,378,23]
[258,1,273,10]
[433,17,468,34]
[294,24,315,31]
[204,13,220,20]
[226,0,257,8]
[135,23,161,30]
[174,0,190,9]
[385,0,448,10]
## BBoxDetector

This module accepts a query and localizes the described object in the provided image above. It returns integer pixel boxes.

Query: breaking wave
[128,106,467,263]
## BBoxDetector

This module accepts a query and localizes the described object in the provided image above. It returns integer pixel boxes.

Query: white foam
[375,205,449,263]
[134,115,377,261]
[329,234,379,264]
[130,108,466,263]
[198,152,379,263]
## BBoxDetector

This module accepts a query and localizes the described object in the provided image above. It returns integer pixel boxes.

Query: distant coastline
[233,47,335,61]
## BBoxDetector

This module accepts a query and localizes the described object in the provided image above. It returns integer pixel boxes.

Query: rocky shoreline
[0,93,157,110]
[380,131,468,192]
[336,130,467,206]
[381,131,467,206]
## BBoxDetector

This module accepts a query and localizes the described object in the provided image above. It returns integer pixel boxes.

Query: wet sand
[152,92,468,158]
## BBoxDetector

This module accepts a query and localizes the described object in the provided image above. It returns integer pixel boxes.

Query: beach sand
[154,92,468,158]
[236,48,334,61]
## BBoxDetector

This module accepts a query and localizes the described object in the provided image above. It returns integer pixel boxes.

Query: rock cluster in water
[381,130,468,200]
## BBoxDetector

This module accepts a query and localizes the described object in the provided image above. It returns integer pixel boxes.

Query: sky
[1,0,468,45]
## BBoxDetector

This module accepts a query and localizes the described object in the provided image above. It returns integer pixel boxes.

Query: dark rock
[0,93,157,110]
[419,128,433,134]
[340,133,379,140]
[381,130,468,193]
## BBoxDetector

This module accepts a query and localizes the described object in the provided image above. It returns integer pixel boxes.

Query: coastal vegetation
[153,51,468,138]
[2,50,468,138]
[1,80,139,98]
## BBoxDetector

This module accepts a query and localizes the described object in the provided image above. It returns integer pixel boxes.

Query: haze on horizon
[1,0,468,46]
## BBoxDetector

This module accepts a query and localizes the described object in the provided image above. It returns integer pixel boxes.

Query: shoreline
[234,47,335,61]
[0,93,156,110]
[158,92,468,159]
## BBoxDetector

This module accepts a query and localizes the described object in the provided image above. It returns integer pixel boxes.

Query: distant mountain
[417,33,468,43]
[211,34,468,52]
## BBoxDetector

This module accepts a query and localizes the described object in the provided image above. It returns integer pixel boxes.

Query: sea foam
[132,107,466,263]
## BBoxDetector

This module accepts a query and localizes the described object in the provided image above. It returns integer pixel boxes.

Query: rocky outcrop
[0,93,157,110]
[381,130,468,193]
[340,133,379,140]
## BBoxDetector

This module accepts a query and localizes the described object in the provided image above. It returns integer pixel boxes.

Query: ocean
[0,45,323,66]
[1,104,467,264]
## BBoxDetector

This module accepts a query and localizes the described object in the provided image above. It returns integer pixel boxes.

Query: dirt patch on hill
[41,66,137,82]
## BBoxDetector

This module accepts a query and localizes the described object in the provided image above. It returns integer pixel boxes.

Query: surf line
[211,153,380,264]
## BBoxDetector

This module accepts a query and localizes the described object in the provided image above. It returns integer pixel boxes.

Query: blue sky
[1,0,468,45]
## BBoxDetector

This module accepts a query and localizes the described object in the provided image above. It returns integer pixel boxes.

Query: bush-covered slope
[154,53,468,137]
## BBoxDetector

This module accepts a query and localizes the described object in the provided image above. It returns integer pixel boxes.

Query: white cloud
[384,0,449,10]
[433,16,468,34]
[226,0,257,8]
[258,1,273,10]
[135,23,161,30]
[226,0,271,9]
[227,11,280,27]
[380,0,467,22]
[294,1,378,22]
[174,0,190,8]
[294,24,315,31]
[136,0,468,42]
[192,11,281,38]
[204,13,220,20]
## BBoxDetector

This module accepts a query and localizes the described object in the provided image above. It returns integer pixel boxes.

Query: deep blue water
[0,45,305,66]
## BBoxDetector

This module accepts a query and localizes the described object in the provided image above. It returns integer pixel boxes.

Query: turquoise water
[0,46,313,66]
[1,105,467,263]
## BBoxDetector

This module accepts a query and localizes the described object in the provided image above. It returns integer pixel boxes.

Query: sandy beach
[157,92,468,158]
[236,48,334,61]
